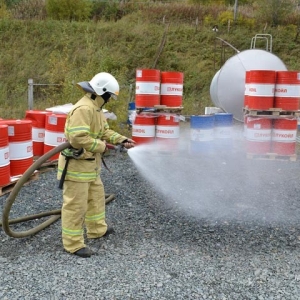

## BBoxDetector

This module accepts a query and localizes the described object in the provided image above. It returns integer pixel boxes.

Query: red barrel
[246,117,272,154]
[244,71,251,108]
[272,118,297,155]
[156,114,180,150]
[0,119,33,177]
[160,71,184,107]
[44,114,67,160]
[132,114,156,145]
[25,110,49,156]
[0,125,10,186]
[247,70,276,110]
[274,71,300,111]
[135,69,160,108]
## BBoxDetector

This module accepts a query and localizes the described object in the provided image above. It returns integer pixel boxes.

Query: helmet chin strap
[101,92,111,102]
[89,92,111,109]
[100,92,111,109]
[100,102,106,110]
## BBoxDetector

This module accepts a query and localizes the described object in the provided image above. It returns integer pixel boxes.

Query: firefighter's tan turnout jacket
[57,93,127,182]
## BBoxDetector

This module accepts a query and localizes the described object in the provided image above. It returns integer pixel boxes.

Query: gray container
[209,49,287,122]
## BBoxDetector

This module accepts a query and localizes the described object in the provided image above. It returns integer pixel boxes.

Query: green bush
[0,0,10,18]
[46,0,92,21]
[91,1,121,22]
[4,0,22,7]
[217,11,233,26]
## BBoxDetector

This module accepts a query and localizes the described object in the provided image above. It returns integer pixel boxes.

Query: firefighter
[57,72,135,258]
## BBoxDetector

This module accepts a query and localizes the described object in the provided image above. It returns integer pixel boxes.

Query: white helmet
[77,72,119,99]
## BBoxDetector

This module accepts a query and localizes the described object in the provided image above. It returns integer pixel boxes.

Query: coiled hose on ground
[0,142,115,238]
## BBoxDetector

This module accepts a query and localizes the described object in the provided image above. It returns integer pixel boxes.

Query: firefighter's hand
[123,138,136,149]
[101,140,108,153]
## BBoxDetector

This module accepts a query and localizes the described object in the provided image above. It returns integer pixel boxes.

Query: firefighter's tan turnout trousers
[62,177,107,253]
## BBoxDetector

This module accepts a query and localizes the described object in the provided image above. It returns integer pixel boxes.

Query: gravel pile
[1,141,300,299]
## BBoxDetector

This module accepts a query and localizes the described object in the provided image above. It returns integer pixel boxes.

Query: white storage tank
[210,49,287,122]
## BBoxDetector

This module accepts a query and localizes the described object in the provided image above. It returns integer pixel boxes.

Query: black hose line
[1,142,115,238]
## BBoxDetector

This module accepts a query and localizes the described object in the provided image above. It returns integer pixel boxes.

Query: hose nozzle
[119,145,128,153]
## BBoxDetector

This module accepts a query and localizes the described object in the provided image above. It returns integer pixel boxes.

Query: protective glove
[122,138,136,149]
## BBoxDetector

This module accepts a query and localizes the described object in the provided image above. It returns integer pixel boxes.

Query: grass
[1,2,300,135]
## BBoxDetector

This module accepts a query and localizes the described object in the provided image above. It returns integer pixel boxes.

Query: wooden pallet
[243,108,300,118]
[136,105,184,113]
[0,172,39,197]
[33,157,58,173]
[246,153,297,161]
[39,160,58,173]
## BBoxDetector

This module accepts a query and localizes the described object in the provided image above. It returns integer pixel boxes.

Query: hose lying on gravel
[0,142,115,238]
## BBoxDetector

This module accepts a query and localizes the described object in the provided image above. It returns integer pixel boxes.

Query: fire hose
[0,142,125,238]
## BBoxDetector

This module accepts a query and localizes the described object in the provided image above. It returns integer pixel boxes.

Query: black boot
[87,227,115,240]
[74,247,93,258]
[103,226,115,237]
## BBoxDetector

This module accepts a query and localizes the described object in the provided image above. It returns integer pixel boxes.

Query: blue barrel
[127,102,136,126]
[214,113,233,152]
[214,113,233,138]
[189,115,215,155]
[214,113,233,126]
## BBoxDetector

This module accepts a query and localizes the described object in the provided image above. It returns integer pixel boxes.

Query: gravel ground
[1,132,300,300]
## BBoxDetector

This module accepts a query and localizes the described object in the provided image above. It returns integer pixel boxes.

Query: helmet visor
[77,82,95,94]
